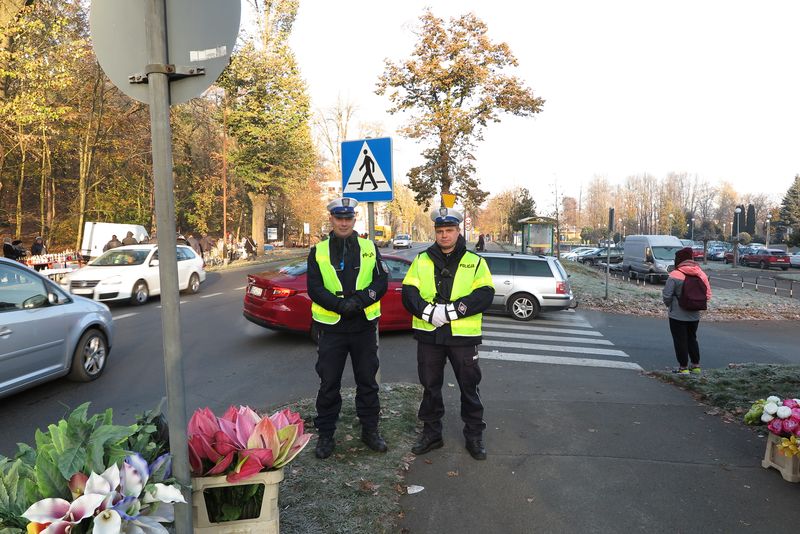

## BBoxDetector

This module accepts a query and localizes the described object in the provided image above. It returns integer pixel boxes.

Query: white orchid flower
[142,483,185,504]
[93,508,123,534]
[22,494,106,529]
[761,412,775,423]
[766,395,781,404]
[776,406,792,419]
[764,402,779,415]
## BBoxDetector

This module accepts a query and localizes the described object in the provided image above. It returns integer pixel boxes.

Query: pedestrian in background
[402,208,495,460]
[475,233,485,252]
[662,246,712,375]
[30,236,46,256]
[307,197,389,459]
[103,235,122,251]
[3,237,24,261]
[122,231,138,245]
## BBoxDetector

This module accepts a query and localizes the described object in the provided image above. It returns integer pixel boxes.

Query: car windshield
[396,235,410,240]
[91,249,149,266]
[652,246,682,260]
[279,260,308,276]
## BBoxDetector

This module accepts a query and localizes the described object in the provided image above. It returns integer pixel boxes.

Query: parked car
[740,248,791,270]
[691,245,705,261]
[578,248,623,266]
[243,255,413,340]
[481,253,575,321]
[561,247,596,261]
[622,235,684,282]
[392,234,412,249]
[0,257,113,399]
[790,252,800,268]
[61,244,206,305]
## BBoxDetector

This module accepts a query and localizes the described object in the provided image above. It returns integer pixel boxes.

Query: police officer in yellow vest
[308,197,389,459]
[402,207,495,460]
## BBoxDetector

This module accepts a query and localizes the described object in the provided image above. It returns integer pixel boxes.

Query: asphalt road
[2,244,798,457]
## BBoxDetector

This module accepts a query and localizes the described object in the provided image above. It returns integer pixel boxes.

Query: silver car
[482,253,575,320]
[0,257,113,399]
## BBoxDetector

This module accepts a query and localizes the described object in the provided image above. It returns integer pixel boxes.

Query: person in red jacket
[661,247,712,375]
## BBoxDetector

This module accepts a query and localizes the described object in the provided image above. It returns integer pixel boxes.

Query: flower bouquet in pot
[187,405,311,524]
[744,395,800,482]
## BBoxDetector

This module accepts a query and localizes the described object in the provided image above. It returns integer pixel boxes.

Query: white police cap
[430,207,463,227]
[327,197,358,218]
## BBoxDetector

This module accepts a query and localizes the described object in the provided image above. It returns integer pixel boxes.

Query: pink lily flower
[218,406,261,449]
[68,473,88,500]
[22,494,106,532]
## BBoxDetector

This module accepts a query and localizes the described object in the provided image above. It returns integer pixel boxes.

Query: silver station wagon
[0,257,113,399]
[481,253,575,320]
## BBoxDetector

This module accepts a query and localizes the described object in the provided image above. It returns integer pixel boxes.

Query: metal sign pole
[146,1,192,530]
[367,201,381,384]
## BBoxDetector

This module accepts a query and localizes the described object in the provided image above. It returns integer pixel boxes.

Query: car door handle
[395,287,403,291]
[504,280,512,285]
[0,327,12,337]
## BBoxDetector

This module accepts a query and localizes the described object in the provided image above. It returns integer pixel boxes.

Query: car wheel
[131,280,149,305]
[781,266,789,271]
[185,273,200,294]
[629,270,637,280]
[508,293,540,321]
[68,329,108,382]
[759,261,767,270]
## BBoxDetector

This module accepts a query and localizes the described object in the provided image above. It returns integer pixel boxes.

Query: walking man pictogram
[358,149,378,191]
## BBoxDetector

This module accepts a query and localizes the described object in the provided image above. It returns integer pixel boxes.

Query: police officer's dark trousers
[417,342,485,440]
[314,325,380,437]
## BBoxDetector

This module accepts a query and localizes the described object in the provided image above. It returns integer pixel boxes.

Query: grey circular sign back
[90,0,240,105]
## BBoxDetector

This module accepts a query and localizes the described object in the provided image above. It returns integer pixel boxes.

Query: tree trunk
[248,191,267,258]
[75,73,104,251]
[15,129,26,237]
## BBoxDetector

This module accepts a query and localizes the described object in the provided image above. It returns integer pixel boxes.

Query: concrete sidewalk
[398,363,798,533]
[399,242,799,532]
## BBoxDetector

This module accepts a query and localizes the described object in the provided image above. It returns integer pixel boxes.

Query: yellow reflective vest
[311,238,381,324]
[403,251,493,336]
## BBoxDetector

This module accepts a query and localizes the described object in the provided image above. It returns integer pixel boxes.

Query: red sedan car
[243,255,413,339]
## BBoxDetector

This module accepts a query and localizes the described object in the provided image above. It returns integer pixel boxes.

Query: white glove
[431,304,449,328]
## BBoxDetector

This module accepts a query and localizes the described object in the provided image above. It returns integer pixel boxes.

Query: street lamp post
[733,207,742,267]
[668,213,674,236]
[690,217,695,242]
[765,215,772,248]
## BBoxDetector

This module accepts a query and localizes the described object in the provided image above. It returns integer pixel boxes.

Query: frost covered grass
[271,384,422,534]
[563,261,800,321]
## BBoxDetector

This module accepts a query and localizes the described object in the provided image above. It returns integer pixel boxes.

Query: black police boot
[315,435,335,459]
[361,429,388,453]
[465,438,486,460]
[411,433,444,455]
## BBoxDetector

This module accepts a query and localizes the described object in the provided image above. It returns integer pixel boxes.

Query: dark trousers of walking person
[417,342,485,439]
[668,318,700,367]
[314,326,380,437]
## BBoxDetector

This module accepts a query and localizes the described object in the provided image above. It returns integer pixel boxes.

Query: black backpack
[678,274,708,311]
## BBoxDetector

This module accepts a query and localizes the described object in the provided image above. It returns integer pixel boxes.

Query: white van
[622,234,684,282]
[80,222,149,260]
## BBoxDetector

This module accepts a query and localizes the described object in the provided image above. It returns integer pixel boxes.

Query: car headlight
[100,275,123,286]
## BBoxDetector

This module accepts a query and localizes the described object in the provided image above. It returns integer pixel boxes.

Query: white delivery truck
[622,234,684,282]
[80,222,149,260]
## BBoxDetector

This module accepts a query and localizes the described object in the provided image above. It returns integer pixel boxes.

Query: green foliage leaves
[0,457,35,529]
[377,10,544,208]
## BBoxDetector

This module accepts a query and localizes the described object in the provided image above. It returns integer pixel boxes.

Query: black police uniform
[307,230,388,438]
[401,234,494,442]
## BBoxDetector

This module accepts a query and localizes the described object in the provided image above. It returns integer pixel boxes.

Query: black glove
[339,297,363,318]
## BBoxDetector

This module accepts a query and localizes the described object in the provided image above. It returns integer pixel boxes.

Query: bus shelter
[518,216,556,255]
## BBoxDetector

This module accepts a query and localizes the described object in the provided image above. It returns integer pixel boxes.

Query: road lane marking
[480,340,629,357]
[484,316,593,328]
[235,286,247,290]
[113,313,138,320]
[200,292,224,298]
[479,351,642,371]
[156,301,188,308]
[482,332,613,345]
[482,324,602,336]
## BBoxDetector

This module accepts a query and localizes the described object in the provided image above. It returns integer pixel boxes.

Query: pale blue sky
[245,1,800,209]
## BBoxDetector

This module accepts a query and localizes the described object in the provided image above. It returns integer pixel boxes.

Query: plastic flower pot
[192,468,284,533]
[762,434,800,483]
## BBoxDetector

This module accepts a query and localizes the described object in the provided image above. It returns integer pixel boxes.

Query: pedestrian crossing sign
[341,137,393,202]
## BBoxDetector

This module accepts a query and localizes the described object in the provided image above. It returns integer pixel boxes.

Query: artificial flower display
[744,395,800,457]
[187,405,311,482]
[22,453,184,534]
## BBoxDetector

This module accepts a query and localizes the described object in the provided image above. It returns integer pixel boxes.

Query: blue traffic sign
[341,137,393,202]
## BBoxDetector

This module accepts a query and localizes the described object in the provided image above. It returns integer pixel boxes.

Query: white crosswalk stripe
[480,314,641,371]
